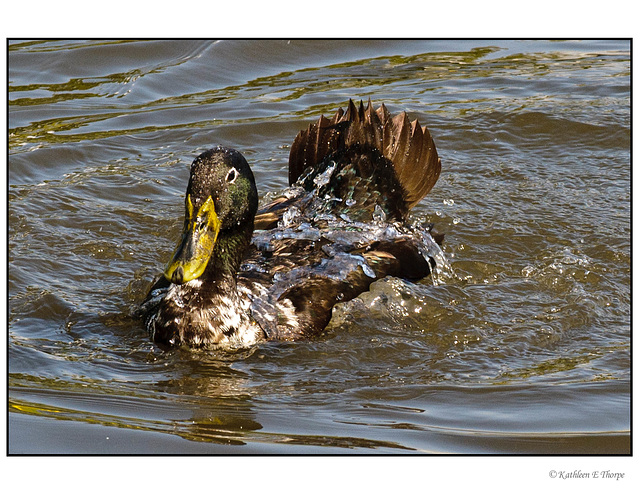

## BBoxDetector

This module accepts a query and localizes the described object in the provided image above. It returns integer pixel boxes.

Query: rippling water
[8,39,630,454]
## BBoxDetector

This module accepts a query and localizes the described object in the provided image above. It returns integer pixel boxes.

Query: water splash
[312,161,337,188]
[372,204,387,223]
[280,205,300,228]
[427,244,455,286]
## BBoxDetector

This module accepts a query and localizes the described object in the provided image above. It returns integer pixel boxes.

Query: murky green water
[8,39,630,454]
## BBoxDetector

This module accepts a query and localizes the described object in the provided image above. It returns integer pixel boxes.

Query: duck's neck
[201,221,254,292]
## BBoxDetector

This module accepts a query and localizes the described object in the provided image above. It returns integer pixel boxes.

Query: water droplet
[281,206,300,227]
[372,204,387,223]
[313,162,336,188]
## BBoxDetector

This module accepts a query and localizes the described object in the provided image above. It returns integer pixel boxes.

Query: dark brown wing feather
[253,196,297,230]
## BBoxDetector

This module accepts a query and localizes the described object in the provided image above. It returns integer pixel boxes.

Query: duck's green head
[164,147,258,284]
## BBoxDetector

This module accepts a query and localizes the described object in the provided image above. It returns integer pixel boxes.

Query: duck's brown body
[141,100,442,348]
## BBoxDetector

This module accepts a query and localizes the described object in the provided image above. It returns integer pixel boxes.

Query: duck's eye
[226,168,238,183]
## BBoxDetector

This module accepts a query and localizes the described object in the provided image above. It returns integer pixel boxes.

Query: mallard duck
[141,99,443,348]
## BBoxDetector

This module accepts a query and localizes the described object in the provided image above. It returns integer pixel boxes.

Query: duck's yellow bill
[164,195,221,284]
